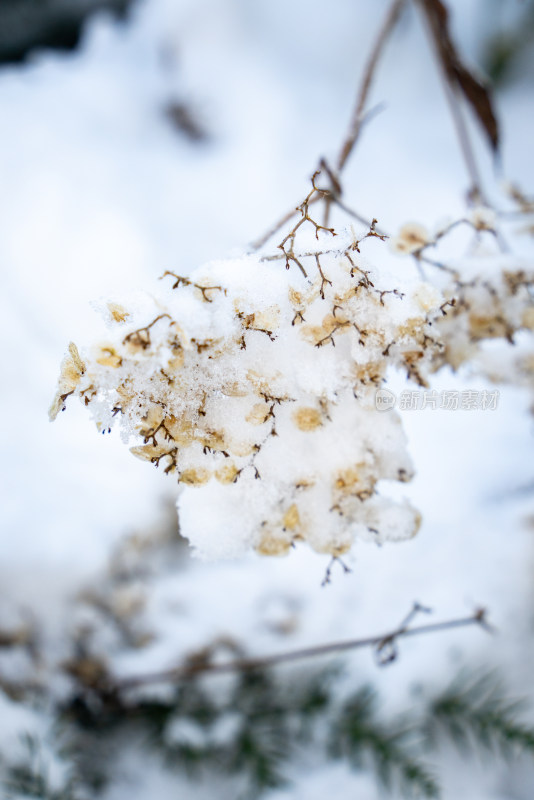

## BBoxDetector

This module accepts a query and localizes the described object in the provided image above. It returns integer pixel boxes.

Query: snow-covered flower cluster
[434,257,534,394]
[50,207,534,560]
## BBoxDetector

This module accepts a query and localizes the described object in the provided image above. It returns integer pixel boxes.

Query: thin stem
[115,608,489,690]
[334,197,385,230]
[440,74,485,204]
[261,247,341,263]
[416,0,485,204]
[254,0,405,243]
[336,0,406,173]
[250,194,324,252]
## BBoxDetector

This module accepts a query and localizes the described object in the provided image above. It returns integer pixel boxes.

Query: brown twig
[440,74,484,205]
[321,555,352,586]
[321,0,406,225]
[141,419,174,447]
[251,199,319,251]
[160,271,225,303]
[123,314,172,350]
[315,319,352,348]
[252,1,405,244]
[336,0,407,174]
[278,170,336,278]
[316,254,332,299]
[351,218,388,252]
[151,447,179,475]
[416,0,485,204]
[261,246,343,263]
[115,606,490,690]
[334,197,384,229]
[378,288,405,305]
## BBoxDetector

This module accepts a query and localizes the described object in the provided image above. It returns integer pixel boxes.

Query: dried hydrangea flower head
[51,181,534,560]
[390,223,431,255]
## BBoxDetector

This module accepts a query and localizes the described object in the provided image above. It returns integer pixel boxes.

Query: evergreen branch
[426,670,534,758]
[2,735,82,800]
[11,662,534,800]
[330,687,439,798]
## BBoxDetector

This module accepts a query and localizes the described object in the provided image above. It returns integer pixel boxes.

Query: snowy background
[1,0,534,797]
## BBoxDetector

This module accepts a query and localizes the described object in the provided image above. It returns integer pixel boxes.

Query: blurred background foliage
[1,0,534,89]
[480,0,534,86]
[0,0,134,65]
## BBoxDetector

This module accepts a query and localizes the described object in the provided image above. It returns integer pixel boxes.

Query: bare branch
[115,606,490,690]
[336,0,407,174]
[415,0,493,204]
[251,199,318,251]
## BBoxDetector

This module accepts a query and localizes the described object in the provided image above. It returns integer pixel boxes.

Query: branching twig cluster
[278,170,336,278]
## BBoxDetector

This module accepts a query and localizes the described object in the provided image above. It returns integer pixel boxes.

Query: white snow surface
[1,0,534,798]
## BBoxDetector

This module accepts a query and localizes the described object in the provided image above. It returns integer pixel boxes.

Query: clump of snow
[50,204,534,561]
[50,221,441,558]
